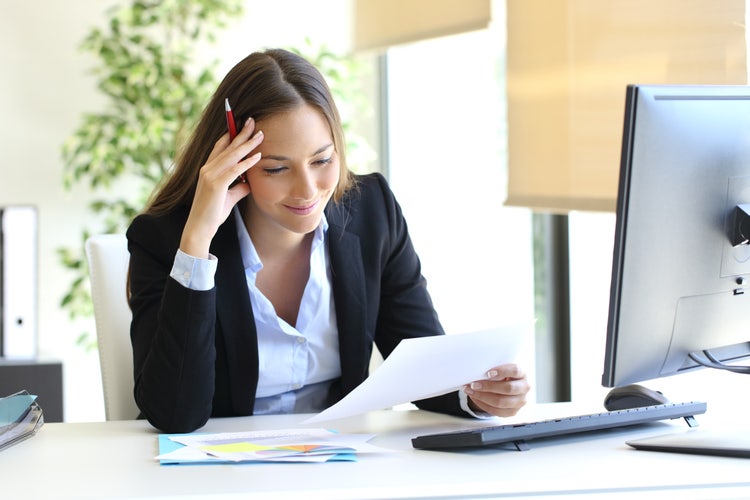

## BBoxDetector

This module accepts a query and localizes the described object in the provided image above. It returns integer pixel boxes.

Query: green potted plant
[59,1,374,350]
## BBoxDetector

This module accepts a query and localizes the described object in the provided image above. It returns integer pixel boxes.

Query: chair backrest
[85,234,139,421]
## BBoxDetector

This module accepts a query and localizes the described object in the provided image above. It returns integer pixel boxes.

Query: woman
[127,48,529,433]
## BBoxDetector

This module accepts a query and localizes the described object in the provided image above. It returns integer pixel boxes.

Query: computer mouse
[603,384,669,411]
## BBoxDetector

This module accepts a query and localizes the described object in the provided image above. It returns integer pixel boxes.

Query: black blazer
[127,173,468,433]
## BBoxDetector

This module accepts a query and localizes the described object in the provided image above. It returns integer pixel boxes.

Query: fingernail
[471,382,482,390]
[487,370,498,379]
[464,385,474,395]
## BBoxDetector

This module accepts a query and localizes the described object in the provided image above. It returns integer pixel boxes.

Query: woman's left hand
[464,364,530,417]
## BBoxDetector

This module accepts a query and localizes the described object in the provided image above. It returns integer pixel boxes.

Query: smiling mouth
[284,201,319,216]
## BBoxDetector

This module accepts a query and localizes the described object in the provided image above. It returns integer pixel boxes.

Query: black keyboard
[411,401,707,451]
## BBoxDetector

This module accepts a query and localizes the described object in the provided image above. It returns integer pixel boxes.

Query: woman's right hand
[180,118,264,258]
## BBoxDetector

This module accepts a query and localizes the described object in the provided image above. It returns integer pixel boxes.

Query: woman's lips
[284,200,319,216]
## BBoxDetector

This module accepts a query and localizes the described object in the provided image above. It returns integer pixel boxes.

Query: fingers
[469,395,526,418]
[209,116,262,161]
[487,363,526,381]
[464,363,530,417]
[229,119,264,166]
[180,118,263,258]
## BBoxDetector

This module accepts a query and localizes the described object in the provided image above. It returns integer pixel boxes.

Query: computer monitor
[602,84,750,389]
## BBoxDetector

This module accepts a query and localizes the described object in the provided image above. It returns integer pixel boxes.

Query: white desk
[2,404,749,499]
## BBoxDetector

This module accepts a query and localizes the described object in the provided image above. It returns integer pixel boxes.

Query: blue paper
[0,393,37,428]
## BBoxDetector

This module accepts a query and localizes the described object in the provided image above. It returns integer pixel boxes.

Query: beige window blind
[506,0,747,212]
[353,0,491,52]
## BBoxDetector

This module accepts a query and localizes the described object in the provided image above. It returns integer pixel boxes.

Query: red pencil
[225,98,245,183]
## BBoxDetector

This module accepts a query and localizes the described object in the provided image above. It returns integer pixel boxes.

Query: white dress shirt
[170,206,341,414]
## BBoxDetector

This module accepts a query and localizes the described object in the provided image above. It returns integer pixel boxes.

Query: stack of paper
[156,428,388,465]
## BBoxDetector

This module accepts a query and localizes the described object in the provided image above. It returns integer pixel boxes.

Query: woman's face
[244,104,340,238]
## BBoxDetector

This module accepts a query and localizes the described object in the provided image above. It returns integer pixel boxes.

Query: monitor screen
[602,84,750,388]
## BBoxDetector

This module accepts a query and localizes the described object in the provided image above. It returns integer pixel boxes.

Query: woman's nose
[290,168,316,200]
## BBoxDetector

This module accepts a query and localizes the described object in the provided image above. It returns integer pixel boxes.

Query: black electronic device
[603,384,668,411]
[411,402,705,451]
[603,84,750,387]
[601,84,750,457]
[627,430,750,458]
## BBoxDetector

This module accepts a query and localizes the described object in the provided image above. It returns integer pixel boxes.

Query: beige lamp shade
[506,0,747,212]
[353,0,491,51]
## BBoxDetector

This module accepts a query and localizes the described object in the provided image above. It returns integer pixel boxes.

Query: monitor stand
[627,429,750,458]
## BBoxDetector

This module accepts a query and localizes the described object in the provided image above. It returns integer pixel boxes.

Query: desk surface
[2,404,749,499]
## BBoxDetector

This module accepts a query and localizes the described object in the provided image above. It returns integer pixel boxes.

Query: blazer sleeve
[127,211,217,433]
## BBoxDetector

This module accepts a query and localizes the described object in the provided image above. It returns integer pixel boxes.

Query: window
[382,23,536,394]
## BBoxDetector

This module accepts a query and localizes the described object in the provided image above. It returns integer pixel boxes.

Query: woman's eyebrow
[262,143,334,162]
[313,143,334,155]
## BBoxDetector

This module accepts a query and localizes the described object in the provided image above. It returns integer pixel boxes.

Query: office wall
[0,0,352,422]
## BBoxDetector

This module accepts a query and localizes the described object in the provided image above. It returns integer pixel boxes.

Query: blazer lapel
[327,221,369,393]
[211,211,258,414]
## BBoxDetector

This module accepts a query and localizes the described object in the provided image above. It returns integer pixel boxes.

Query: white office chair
[85,234,139,421]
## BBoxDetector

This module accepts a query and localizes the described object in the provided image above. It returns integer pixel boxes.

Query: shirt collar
[232,205,328,277]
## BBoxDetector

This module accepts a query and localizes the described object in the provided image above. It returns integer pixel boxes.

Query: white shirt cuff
[458,390,493,419]
[169,249,217,291]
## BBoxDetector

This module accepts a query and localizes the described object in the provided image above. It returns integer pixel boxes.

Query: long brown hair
[145,48,354,216]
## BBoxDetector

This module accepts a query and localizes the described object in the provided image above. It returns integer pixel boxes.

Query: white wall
[0,0,352,422]
[1,0,110,422]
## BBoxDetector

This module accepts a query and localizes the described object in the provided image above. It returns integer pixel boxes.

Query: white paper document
[156,428,389,464]
[303,323,529,424]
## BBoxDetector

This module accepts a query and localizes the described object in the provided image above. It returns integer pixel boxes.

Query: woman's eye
[264,166,286,175]
[314,157,332,166]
